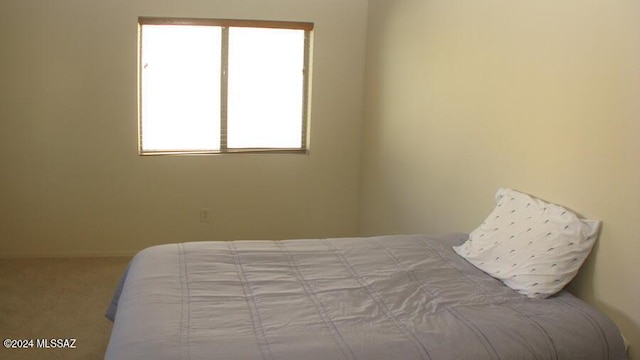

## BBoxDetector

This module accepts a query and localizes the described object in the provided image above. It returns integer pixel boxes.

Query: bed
[105,232,626,360]
[105,189,628,359]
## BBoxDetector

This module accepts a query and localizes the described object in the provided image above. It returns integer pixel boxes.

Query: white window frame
[137,17,313,155]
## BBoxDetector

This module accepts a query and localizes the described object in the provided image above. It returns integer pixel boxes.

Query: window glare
[140,25,222,151]
[227,28,305,149]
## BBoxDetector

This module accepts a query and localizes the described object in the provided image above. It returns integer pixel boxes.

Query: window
[138,18,313,155]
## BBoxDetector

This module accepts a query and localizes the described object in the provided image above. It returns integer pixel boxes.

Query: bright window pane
[227,28,305,149]
[140,25,221,152]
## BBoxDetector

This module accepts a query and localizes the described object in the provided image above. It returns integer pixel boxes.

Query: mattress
[105,233,626,359]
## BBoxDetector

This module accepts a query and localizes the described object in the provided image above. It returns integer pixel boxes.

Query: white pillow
[453,188,600,298]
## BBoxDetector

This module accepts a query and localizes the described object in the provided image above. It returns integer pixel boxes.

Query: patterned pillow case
[453,188,600,298]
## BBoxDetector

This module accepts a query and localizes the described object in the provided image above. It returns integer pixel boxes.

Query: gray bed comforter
[105,233,626,359]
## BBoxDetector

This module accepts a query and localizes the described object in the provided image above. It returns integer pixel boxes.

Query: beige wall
[0,0,367,256]
[360,0,639,357]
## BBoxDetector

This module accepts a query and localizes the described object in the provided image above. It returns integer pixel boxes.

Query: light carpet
[0,257,130,360]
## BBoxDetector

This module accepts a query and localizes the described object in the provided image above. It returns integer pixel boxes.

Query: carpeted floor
[0,257,130,360]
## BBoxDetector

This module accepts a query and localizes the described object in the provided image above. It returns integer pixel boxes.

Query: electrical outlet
[200,208,211,222]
